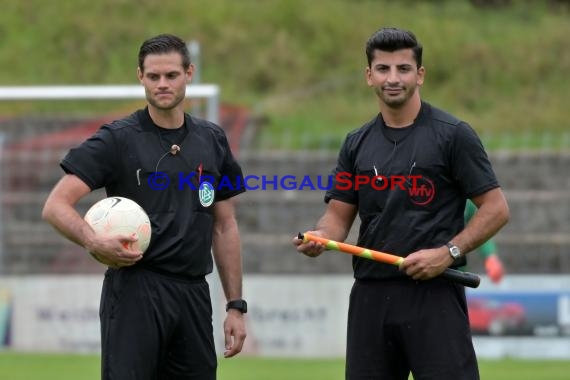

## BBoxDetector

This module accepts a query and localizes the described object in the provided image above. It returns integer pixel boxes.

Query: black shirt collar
[378,101,429,143]
[137,107,192,134]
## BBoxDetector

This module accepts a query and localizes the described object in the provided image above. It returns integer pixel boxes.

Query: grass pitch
[1,352,570,380]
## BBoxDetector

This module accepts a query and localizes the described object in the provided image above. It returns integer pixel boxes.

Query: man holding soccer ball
[43,34,247,379]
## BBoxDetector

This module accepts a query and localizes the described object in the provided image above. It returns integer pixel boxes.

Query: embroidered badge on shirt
[199,181,215,207]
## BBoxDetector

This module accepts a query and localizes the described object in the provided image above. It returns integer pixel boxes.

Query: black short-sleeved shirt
[325,102,499,280]
[61,108,245,279]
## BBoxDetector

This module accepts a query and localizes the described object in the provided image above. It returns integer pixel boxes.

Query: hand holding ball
[84,197,152,265]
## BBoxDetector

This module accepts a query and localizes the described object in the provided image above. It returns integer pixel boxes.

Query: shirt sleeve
[215,132,246,202]
[60,125,117,190]
[450,122,499,198]
[324,134,358,205]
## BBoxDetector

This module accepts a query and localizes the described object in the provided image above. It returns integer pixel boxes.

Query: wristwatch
[446,242,462,260]
[226,299,248,314]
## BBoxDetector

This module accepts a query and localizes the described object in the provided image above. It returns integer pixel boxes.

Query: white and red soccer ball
[84,197,152,257]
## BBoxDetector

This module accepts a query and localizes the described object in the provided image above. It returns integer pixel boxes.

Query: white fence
[1,274,570,359]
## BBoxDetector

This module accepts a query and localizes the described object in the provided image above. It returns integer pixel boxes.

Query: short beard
[147,93,185,111]
[375,85,415,108]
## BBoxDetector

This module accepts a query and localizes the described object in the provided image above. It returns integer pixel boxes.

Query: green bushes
[0,0,568,148]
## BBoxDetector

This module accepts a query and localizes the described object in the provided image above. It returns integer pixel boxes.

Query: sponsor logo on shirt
[408,176,436,206]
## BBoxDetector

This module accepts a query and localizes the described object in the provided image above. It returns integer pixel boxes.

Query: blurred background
[0,0,569,378]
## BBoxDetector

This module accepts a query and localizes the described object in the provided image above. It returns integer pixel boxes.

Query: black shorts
[346,277,479,380]
[100,266,216,380]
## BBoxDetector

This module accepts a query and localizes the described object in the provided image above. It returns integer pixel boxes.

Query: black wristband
[226,299,247,314]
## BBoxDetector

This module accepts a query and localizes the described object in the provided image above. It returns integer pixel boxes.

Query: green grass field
[1,352,569,380]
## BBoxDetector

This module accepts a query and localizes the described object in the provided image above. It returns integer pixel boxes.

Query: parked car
[468,297,526,336]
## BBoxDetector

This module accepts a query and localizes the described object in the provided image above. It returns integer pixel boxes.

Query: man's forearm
[212,222,243,301]
[43,200,95,250]
[313,200,357,242]
[453,189,509,255]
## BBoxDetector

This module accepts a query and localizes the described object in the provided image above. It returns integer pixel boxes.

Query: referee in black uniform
[43,34,247,379]
[294,28,509,380]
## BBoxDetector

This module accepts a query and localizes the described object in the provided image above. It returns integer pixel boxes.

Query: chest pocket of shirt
[192,168,219,214]
[133,168,177,213]
[406,164,455,211]
[356,167,388,218]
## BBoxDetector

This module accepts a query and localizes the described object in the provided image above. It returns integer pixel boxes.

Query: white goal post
[0,84,220,124]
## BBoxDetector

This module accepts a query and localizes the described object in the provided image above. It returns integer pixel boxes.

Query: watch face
[447,243,461,259]
[450,246,461,258]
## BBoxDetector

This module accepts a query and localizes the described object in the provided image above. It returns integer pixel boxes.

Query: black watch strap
[226,299,247,314]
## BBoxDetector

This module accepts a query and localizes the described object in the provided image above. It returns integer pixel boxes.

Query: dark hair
[365,27,423,68]
[138,34,191,72]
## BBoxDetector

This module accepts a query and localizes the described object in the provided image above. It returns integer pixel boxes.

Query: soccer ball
[84,196,152,256]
